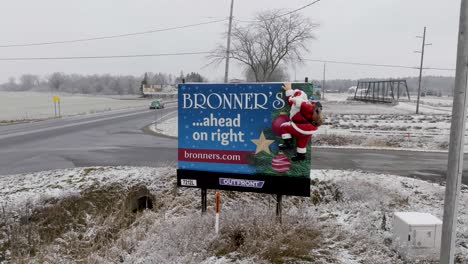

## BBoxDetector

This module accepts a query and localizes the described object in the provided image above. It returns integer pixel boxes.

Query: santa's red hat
[292,90,308,101]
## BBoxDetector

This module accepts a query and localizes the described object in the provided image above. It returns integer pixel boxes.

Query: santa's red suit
[280,89,318,154]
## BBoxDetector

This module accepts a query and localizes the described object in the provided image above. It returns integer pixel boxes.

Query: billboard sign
[177,83,316,196]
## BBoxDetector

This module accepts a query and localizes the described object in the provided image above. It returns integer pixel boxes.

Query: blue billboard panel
[177,83,316,196]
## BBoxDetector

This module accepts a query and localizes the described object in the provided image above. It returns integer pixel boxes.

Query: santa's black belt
[292,121,312,124]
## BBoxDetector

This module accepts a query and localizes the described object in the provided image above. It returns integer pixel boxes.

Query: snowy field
[152,93,460,151]
[0,166,467,263]
[0,91,154,122]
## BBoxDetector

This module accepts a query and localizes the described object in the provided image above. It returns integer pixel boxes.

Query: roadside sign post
[201,188,207,214]
[52,95,60,118]
[276,194,282,223]
[440,0,468,263]
[215,191,220,234]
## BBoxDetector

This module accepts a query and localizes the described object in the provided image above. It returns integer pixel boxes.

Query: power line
[0,51,212,61]
[0,1,321,48]
[277,0,321,18]
[0,52,454,72]
[425,67,456,71]
[235,0,321,23]
[305,58,456,71]
[305,58,417,69]
[0,19,227,48]
[0,50,454,73]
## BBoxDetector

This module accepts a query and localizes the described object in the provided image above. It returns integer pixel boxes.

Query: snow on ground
[151,93,460,151]
[4,92,465,261]
[150,117,178,137]
[0,167,172,212]
[0,91,154,121]
[1,166,467,263]
[417,96,454,107]
[395,102,452,115]
[319,94,461,150]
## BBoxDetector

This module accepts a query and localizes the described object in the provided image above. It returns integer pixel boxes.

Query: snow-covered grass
[0,91,154,122]
[150,118,178,137]
[1,166,467,263]
[316,94,459,151]
[150,93,458,151]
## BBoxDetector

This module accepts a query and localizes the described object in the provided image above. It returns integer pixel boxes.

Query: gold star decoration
[251,131,274,154]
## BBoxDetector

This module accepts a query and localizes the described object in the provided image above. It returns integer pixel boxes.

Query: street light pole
[224,0,234,83]
[440,1,468,263]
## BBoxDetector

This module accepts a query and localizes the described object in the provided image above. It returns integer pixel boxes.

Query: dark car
[149,100,164,109]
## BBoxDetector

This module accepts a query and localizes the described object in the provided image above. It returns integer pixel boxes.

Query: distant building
[229,79,245,83]
[142,84,163,93]
[142,84,177,98]
[348,86,358,94]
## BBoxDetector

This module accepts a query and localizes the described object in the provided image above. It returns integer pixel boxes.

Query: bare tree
[210,10,317,82]
[245,65,289,82]
[152,72,168,85]
[19,74,39,90]
[48,72,65,91]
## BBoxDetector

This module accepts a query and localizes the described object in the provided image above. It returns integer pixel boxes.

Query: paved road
[311,148,468,185]
[0,106,467,185]
[0,106,178,175]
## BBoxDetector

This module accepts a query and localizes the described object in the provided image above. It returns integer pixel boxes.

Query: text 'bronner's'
[182,92,286,110]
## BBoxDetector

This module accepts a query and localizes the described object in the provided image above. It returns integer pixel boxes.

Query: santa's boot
[291,152,306,161]
[278,138,293,150]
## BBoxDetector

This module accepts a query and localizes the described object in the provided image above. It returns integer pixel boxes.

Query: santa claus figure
[278,83,319,161]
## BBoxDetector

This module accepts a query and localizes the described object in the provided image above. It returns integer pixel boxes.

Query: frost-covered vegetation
[153,94,457,151]
[0,91,156,121]
[1,166,467,263]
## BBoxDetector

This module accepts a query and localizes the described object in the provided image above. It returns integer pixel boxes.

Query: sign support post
[276,194,282,223]
[52,95,60,118]
[201,188,207,214]
[215,191,220,234]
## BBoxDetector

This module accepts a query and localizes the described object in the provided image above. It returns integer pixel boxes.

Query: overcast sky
[0,0,461,83]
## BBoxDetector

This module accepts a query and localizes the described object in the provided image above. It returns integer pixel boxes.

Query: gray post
[201,188,207,214]
[322,63,326,100]
[58,100,61,118]
[440,1,468,263]
[276,194,282,223]
[224,0,234,83]
[416,27,427,114]
[54,102,57,118]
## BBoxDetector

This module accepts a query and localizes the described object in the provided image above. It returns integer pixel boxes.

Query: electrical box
[393,212,442,258]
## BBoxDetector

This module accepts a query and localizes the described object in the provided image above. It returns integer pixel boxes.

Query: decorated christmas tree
[248,83,314,178]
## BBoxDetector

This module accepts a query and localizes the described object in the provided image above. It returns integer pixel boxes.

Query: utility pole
[224,0,234,83]
[322,63,326,100]
[440,1,468,263]
[415,27,432,114]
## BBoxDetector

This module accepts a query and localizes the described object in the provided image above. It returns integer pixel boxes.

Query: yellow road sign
[53,95,60,102]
